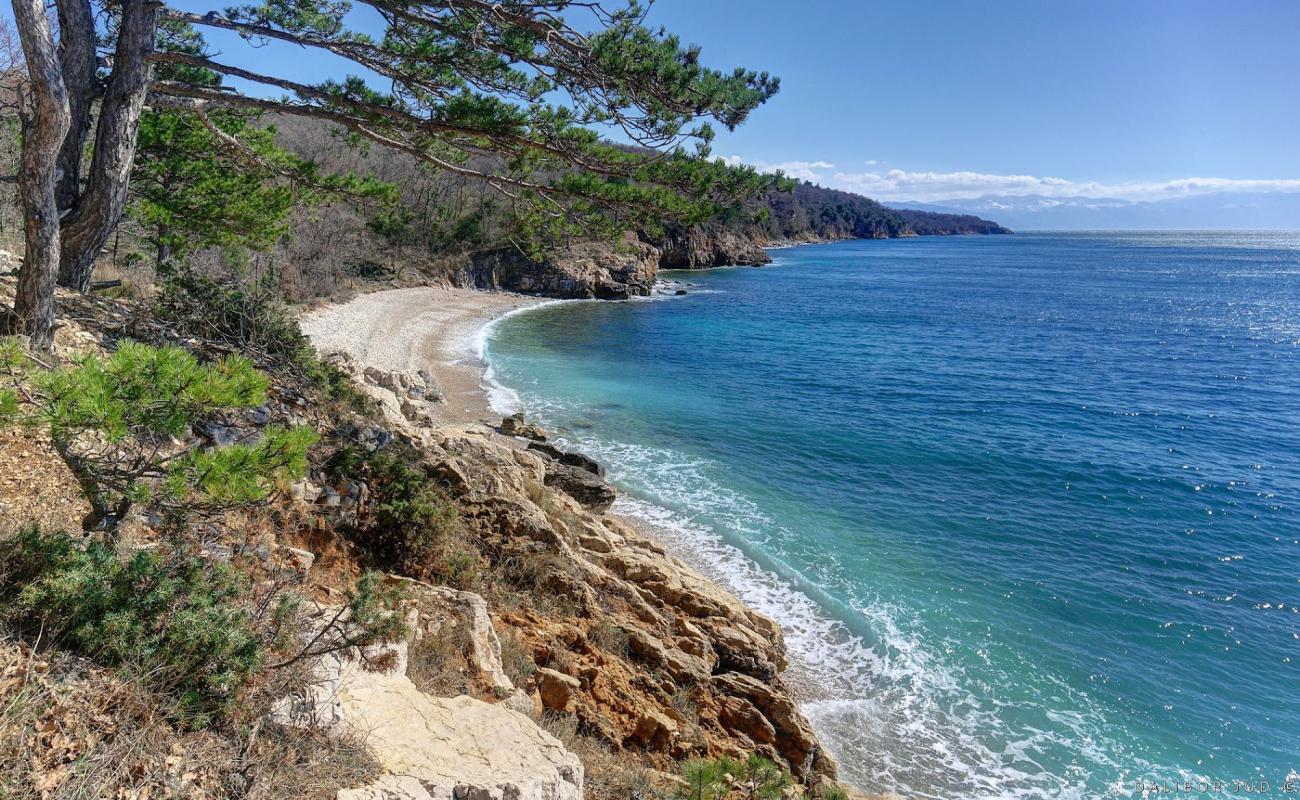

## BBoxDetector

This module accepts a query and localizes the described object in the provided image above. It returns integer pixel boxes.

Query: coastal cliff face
[424,423,836,781]
[337,370,841,786]
[643,226,773,268]
[457,234,659,299]
[451,205,1009,299]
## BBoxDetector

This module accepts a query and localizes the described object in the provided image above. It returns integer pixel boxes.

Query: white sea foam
[572,435,1174,798]
[471,299,576,415]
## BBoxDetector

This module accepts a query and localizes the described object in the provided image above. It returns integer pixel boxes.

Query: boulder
[717,696,776,744]
[500,413,549,441]
[712,671,836,780]
[276,604,583,800]
[527,441,605,477]
[403,581,517,697]
[631,709,678,750]
[341,685,583,800]
[543,462,616,512]
[535,667,581,714]
[623,627,711,682]
[338,776,434,800]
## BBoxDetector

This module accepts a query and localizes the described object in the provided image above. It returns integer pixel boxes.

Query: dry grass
[540,713,667,800]
[497,628,538,689]
[0,639,379,800]
[408,620,475,698]
[586,620,631,659]
[0,428,90,533]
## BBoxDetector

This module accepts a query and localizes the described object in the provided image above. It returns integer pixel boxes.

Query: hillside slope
[268,116,1008,285]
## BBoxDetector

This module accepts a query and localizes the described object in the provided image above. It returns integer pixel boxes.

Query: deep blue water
[483,233,1300,799]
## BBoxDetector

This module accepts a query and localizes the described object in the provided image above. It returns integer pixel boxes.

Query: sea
[479,232,1300,799]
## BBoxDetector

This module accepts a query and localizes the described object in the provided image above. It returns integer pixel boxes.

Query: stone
[198,421,245,447]
[526,441,605,477]
[712,672,836,780]
[500,413,548,441]
[338,775,434,800]
[542,462,616,512]
[623,627,710,682]
[717,696,776,744]
[535,667,580,714]
[279,606,583,800]
[282,546,316,573]
[290,480,322,503]
[403,581,517,697]
[708,623,783,681]
[675,289,688,295]
[341,685,583,800]
[631,709,678,749]
[502,689,537,717]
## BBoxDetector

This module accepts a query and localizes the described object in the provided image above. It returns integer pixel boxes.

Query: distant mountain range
[889,192,1300,231]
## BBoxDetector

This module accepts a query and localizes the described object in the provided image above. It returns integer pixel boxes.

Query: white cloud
[722,156,1300,203]
[722,156,835,182]
[829,170,1300,202]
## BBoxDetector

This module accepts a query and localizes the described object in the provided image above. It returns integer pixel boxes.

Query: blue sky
[640,0,1300,201]
[29,0,1300,203]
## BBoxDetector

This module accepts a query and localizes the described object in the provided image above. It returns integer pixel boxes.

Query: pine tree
[6,0,783,347]
[0,338,317,530]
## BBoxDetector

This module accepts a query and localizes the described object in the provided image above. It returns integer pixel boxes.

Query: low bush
[155,266,317,376]
[677,755,792,800]
[0,638,381,800]
[732,754,791,800]
[0,528,409,728]
[326,447,481,589]
[0,528,263,726]
[153,266,374,411]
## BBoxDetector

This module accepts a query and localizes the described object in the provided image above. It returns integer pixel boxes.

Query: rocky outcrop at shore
[457,233,659,299]
[418,422,837,782]
[643,225,773,268]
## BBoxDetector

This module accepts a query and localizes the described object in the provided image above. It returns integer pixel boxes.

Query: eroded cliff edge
[328,353,841,789]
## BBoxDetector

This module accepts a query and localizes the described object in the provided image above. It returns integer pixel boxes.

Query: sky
[22,0,1300,205]
[639,0,1300,203]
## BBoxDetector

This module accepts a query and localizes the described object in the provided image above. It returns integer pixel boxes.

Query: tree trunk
[58,0,160,293]
[11,0,72,351]
[54,0,98,212]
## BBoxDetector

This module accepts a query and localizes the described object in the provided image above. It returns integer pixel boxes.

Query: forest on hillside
[0,111,1008,305]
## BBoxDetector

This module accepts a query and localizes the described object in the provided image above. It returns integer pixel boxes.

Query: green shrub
[818,784,850,800]
[0,529,410,727]
[734,755,791,800]
[326,447,480,588]
[0,338,316,530]
[679,758,732,800]
[676,755,792,800]
[0,528,263,725]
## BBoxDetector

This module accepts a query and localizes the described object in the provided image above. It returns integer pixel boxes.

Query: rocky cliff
[331,367,842,787]
[642,226,772,268]
[456,233,659,299]
[452,196,1009,298]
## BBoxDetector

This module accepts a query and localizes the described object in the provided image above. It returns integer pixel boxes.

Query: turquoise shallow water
[482,232,1300,799]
